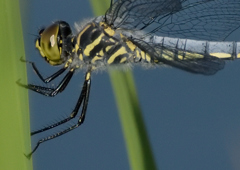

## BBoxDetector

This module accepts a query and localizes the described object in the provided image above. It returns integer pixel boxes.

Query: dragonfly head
[35,21,73,66]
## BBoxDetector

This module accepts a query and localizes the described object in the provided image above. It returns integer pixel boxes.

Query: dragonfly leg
[17,69,74,97]
[20,57,67,83]
[25,70,91,158]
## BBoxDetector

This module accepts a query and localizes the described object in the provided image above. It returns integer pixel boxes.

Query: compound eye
[39,28,45,35]
[37,23,62,65]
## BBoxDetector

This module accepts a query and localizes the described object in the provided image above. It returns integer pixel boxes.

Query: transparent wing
[157,47,225,75]
[106,0,240,41]
[106,0,183,29]
[131,38,225,75]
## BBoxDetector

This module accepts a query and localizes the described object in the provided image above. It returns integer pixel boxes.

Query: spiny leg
[20,57,67,83]
[17,68,74,136]
[17,69,74,97]
[17,68,75,135]
[31,70,90,135]
[26,70,92,158]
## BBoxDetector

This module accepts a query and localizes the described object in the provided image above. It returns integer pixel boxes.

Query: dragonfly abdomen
[150,36,240,61]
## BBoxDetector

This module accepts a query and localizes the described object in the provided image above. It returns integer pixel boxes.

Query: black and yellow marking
[22,0,240,158]
[73,21,158,66]
[74,22,129,65]
[107,45,129,64]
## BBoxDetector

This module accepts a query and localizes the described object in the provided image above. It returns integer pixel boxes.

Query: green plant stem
[89,0,157,169]
[0,0,32,169]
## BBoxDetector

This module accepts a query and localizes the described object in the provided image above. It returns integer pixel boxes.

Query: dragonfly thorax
[72,20,153,70]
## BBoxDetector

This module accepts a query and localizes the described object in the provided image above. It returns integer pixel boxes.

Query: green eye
[41,24,61,60]
[36,23,62,65]
[35,21,72,65]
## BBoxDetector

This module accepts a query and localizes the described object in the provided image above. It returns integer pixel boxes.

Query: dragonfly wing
[106,0,240,41]
[130,37,225,75]
[105,0,183,29]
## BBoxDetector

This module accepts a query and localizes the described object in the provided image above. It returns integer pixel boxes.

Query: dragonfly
[18,0,240,157]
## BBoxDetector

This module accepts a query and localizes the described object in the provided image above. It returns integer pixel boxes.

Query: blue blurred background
[23,0,240,169]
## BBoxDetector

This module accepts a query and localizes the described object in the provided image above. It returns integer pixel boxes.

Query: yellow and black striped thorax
[73,21,153,67]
